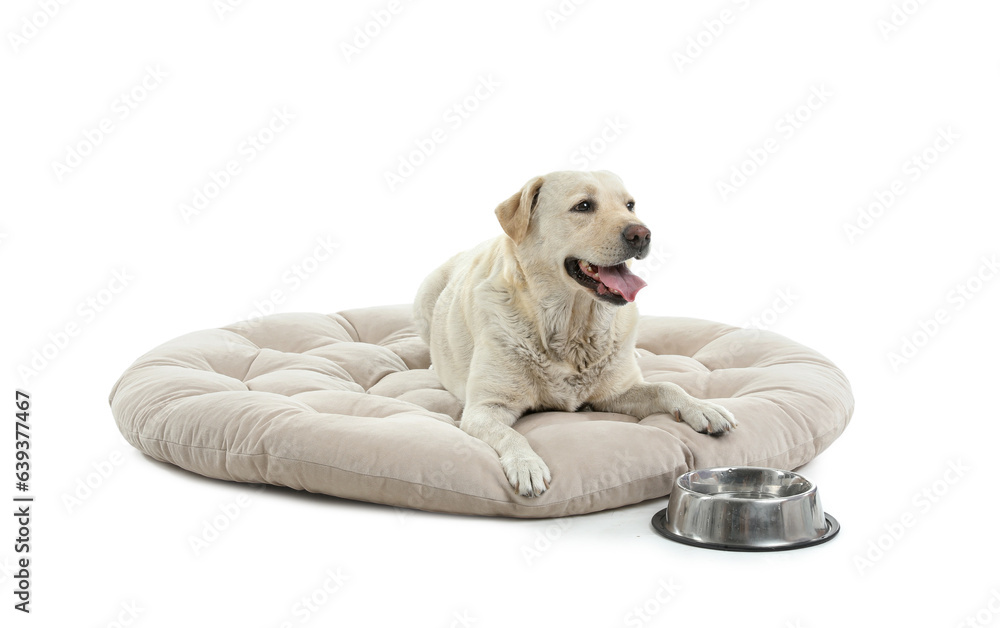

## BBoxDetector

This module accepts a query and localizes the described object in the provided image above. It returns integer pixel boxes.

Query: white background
[2,0,999,626]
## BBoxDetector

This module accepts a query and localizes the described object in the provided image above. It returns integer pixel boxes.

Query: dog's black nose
[622,224,651,258]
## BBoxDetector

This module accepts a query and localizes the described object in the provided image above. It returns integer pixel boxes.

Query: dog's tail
[413,261,453,345]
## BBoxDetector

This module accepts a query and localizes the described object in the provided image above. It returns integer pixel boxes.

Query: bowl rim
[675,466,816,500]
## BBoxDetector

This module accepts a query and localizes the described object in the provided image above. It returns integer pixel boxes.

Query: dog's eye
[626,201,635,212]
[571,200,593,213]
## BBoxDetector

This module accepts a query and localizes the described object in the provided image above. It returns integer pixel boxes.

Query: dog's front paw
[676,398,738,435]
[499,451,551,497]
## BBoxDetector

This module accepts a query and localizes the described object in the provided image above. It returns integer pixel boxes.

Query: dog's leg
[461,402,551,497]
[593,382,738,435]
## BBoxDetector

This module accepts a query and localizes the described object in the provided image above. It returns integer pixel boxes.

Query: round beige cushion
[109,305,853,518]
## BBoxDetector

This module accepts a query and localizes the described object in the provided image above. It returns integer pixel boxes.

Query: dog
[414,170,737,497]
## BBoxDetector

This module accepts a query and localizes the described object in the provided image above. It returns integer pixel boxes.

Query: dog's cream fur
[415,171,736,497]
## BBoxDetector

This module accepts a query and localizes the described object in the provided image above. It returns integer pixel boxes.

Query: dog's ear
[495,176,544,245]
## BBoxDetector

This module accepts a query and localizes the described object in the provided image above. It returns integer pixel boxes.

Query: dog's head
[495,170,650,306]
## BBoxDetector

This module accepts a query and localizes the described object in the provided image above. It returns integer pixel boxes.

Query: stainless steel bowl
[651,467,839,551]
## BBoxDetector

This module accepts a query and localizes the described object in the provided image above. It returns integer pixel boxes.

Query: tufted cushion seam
[239,348,262,382]
[328,313,360,342]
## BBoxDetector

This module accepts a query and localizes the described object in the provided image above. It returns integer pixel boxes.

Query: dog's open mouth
[564,258,648,305]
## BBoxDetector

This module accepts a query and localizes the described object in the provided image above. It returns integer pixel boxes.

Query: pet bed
[109,305,853,518]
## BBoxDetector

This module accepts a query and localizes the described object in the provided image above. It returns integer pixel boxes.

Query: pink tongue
[598,264,647,302]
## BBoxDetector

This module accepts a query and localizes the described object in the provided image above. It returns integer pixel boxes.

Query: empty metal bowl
[652,466,839,551]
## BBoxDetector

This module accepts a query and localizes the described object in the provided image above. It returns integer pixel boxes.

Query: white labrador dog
[414,171,736,497]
